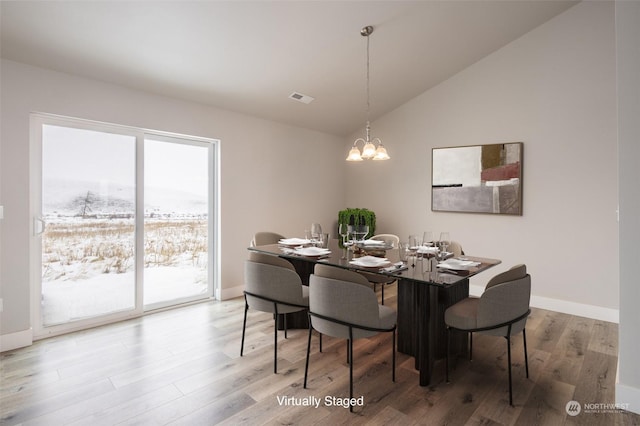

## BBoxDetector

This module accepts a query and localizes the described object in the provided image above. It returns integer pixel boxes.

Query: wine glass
[355,225,369,242]
[422,231,434,247]
[339,223,349,245]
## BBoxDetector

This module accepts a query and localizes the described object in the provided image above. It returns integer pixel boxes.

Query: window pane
[143,138,209,307]
[41,125,136,326]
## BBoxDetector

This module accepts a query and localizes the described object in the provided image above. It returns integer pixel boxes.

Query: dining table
[247,238,500,386]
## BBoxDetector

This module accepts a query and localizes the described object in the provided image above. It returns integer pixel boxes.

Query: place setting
[280,225,332,258]
[436,257,482,275]
[349,255,407,273]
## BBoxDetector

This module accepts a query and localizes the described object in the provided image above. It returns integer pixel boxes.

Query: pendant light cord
[366,32,370,126]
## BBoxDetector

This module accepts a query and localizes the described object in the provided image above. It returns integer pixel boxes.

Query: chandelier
[346,25,390,162]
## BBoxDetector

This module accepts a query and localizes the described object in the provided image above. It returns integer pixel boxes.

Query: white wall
[616,0,640,415]
[0,59,345,347]
[345,1,619,320]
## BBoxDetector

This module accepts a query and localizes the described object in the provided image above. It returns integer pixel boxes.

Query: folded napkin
[381,262,409,273]
[361,239,386,246]
[294,247,331,256]
[437,259,481,270]
[279,238,311,246]
[349,255,390,267]
[417,246,439,254]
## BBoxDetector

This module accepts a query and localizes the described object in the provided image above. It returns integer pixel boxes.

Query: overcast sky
[43,125,209,202]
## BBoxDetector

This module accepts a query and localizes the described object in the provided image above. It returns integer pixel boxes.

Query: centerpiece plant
[338,208,376,243]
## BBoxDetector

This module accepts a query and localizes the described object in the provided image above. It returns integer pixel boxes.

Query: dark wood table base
[397,278,469,386]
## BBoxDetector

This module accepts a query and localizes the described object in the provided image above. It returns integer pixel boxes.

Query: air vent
[288,92,314,104]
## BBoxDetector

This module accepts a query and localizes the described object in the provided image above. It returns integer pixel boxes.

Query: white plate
[350,256,391,268]
[436,259,480,270]
[294,247,331,257]
[279,238,311,246]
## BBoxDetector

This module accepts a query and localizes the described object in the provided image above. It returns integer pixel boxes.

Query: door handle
[34,217,46,236]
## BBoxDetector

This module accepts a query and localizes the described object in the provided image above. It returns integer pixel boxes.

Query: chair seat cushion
[352,304,396,339]
[444,297,479,331]
[378,305,397,330]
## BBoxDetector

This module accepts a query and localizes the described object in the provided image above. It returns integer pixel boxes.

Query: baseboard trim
[469,285,619,323]
[0,328,33,353]
[219,285,243,301]
[616,382,640,415]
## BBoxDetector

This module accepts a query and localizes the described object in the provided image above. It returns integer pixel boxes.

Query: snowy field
[42,217,208,326]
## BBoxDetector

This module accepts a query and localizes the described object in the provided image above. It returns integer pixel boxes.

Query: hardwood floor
[1,286,639,425]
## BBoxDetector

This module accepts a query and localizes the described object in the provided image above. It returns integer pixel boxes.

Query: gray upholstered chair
[312,264,373,353]
[304,271,396,412]
[444,264,531,405]
[250,231,285,247]
[241,254,309,373]
[447,240,464,257]
[314,263,371,287]
[359,233,400,305]
[370,234,400,246]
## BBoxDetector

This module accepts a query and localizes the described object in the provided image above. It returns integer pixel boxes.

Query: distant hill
[43,179,207,217]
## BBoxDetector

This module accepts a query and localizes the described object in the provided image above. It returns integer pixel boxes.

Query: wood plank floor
[1,286,639,425]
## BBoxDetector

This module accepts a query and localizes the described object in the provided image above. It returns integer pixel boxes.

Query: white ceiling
[1,1,578,136]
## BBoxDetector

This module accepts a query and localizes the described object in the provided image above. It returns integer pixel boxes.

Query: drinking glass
[339,223,349,258]
[398,242,410,263]
[318,233,329,249]
[439,232,450,255]
[310,223,322,242]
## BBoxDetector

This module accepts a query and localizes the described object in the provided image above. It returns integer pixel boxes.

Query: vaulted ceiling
[1,1,578,136]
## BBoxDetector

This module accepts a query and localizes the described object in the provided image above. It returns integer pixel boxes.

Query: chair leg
[319,333,323,353]
[381,284,385,305]
[446,326,450,383]
[469,332,473,361]
[284,314,288,339]
[348,330,354,413]
[507,335,513,406]
[273,314,278,374]
[392,329,396,382]
[523,328,529,378]
[304,324,313,388]
[240,299,248,356]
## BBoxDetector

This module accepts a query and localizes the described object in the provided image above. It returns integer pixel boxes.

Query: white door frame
[30,113,220,339]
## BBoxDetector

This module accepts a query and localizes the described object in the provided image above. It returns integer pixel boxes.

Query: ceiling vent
[288,92,314,104]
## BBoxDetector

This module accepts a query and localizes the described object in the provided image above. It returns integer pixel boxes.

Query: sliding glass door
[40,125,137,327]
[143,137,212,309]
[31,114,217,337]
